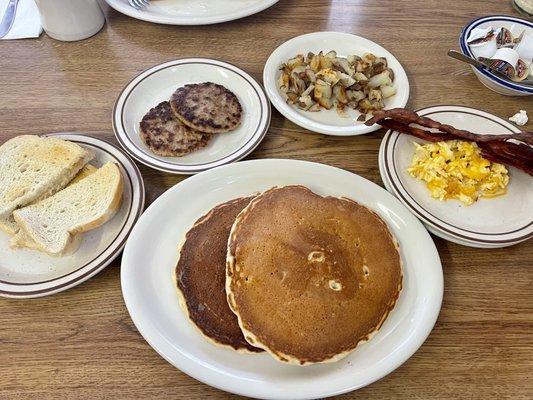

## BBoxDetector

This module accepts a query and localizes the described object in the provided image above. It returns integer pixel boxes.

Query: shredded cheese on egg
[407,140,509,205]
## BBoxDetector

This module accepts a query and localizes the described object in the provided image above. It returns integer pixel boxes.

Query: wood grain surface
[0,1,532,399]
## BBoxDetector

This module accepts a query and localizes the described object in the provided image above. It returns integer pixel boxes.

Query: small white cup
[34,0,105,42]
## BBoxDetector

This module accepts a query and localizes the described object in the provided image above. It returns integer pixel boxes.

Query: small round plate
[113,58,271,175]
[379,105,533,248]
[121,159,442,399]
[0,134,145,298]
[263,32,410,136]
[104,0,279,25]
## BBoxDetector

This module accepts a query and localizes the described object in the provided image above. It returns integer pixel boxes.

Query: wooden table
[1,1,531,398]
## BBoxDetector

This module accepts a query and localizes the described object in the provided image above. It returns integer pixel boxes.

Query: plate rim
[112,57,271,175]
[104,0,279,25]
[121,158,443,399]
[0,133,146,298]
[379,104,533,246]
[262,31,410,136]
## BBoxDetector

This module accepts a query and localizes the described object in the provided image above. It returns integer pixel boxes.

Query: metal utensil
[128,0,150,10]
[0,0,19,39]
[448,50,533,86]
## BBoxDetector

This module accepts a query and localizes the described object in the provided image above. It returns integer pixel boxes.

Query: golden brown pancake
[170,82,242,134]
[226,186,402,365]
[175,197,262,353]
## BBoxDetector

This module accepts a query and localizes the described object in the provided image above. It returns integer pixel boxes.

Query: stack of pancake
[175,185,403,365]
[140,82,242,157]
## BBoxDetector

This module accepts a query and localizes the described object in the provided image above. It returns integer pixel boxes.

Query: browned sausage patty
[170,82,242,134]
[139,101,211,157]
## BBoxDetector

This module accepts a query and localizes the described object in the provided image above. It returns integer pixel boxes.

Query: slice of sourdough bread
[0,135,94,219]
[12,162,123,256]
[9,164,98,249]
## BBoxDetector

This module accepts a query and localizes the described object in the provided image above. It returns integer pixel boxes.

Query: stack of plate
[378,105,533,249]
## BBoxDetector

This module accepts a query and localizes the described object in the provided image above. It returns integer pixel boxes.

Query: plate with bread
[121,159,442,399]
[113,58,271,174]
[0,133,145,298]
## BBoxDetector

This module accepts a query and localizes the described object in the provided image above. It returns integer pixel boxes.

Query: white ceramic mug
[34,0,105,42]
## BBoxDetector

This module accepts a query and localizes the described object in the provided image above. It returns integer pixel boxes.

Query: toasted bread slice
[9,164,98,249]
[13,162,123,256]
[0,135,94,220]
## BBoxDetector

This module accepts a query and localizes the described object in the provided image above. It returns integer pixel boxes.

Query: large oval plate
[0,134,145,298]
[121,159,442,399]
[263,32,410,136]
[379,105,533,247]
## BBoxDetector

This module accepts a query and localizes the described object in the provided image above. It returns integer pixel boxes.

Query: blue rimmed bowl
[460,15,533,96]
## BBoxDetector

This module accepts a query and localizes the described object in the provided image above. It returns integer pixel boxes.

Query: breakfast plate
[0,134,145,298]
[104,0,279,25]
[378,157,524,249]
[379,105,533,248]
[113,58,271,174]
[121,159,443,399]
[263,32,410,136]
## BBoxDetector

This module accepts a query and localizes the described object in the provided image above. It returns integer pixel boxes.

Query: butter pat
[509,110,528,126]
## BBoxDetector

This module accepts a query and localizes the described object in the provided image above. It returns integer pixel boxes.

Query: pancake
[175,197,262,353]
[170,82,242,134]
[226,186,402,365]
[139,101,211,157]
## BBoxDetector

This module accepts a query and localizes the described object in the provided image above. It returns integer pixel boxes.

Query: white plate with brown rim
[263,32,410,136]
[379,105,533,248]
[113,58,271,175]
[121,159,442,399]
[0,133,145,298]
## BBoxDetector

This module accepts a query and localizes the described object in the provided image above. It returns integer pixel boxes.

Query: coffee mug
[34,0,105,42]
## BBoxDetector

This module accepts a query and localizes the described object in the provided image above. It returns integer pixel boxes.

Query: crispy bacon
[366,108,533,175]
[367,108,533,145]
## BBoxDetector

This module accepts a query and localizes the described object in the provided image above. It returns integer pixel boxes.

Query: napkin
[0,0,42,40]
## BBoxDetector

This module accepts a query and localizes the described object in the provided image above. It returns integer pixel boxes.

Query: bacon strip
[367,108,533,145]
[370,113,533,176]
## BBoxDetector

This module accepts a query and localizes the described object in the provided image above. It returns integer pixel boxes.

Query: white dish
[379,105,533,248]
[379,154,523,249]
[0,133,145,298]
[113,58,271,175]
[263,32,410,136]
[121,159,442,399]
[104,0,279,25]
[460,15,533,96]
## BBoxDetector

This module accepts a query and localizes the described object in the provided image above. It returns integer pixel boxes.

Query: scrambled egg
[407,140,509,205]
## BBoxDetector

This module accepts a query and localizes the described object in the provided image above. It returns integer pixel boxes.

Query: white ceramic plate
[121,159,442,399]
[104,0,279,25]
[263,32,410,136]
[0,134,145,298]
[379,105,533,248]
[113,58,271,175]
[378,154,523,249]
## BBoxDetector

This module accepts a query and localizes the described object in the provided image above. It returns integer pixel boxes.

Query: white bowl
[263,32,410,136]
[460,15,533,96]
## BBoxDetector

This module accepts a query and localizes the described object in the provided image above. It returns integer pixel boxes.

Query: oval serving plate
[379,105,533,248]
[113,58,271,175]
[121,159,442,399]
[104,0,279,26]
[263,32,410,136]
[0,133,145,298]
